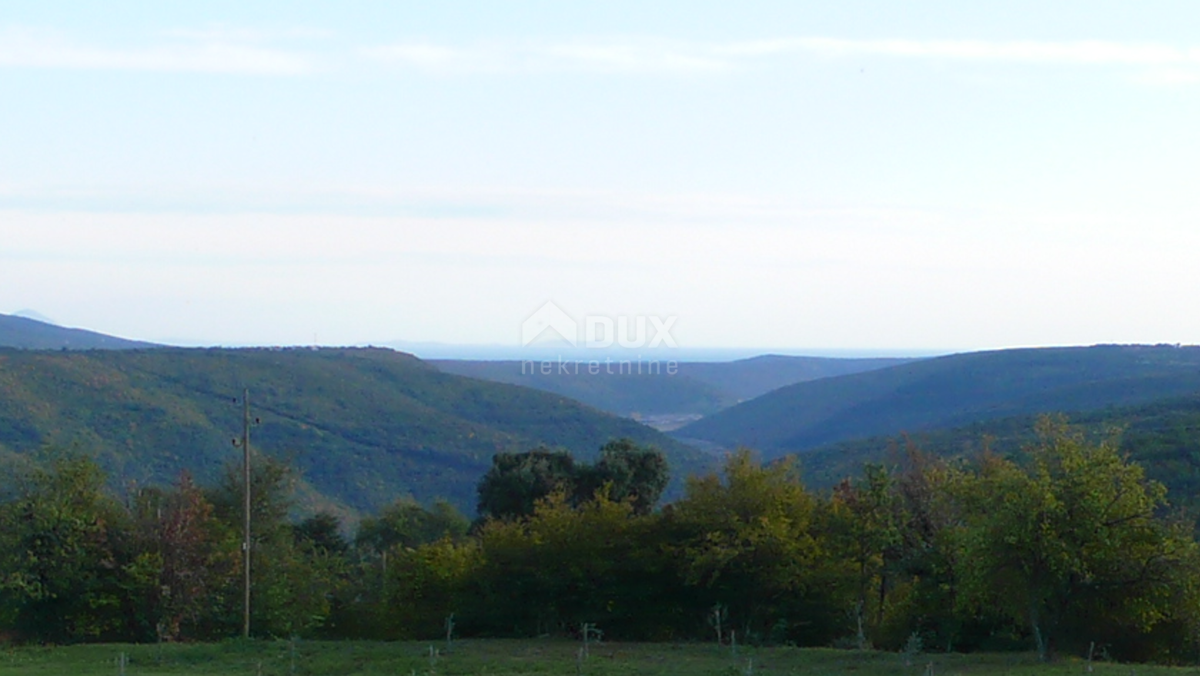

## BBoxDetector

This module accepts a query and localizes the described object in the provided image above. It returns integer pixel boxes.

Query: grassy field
[0,639,1195,676]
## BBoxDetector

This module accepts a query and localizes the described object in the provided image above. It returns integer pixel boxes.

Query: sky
[2,1,1199,355]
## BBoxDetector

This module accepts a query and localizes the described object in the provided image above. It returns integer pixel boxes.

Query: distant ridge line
[0,312,160,350]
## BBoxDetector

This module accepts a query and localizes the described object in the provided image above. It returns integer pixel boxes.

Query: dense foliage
[680,345,1200,454]
[476,438,669,519]
[0,347,708,514]
[799,395,1200,521]
[2,425,1199,665]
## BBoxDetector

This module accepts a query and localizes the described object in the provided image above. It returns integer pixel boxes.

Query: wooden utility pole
[242,388,252,639]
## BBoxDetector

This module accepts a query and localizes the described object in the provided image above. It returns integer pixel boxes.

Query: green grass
[0,640,1194,676]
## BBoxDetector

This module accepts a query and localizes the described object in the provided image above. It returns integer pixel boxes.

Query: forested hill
[0,347,708,514]
[797,393,1200,516]
[0,312,158,350]
[432,354,913,417]
[677,344,1200,455]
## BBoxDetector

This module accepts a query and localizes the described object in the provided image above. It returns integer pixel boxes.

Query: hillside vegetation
[799,394,1200,507]
[0,347,707,513]
[5,428,1197,662]
[678,345,1200,455]
[432,354,912,418]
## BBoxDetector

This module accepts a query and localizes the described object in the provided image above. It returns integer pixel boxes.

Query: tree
[123,472,234,641]
[206,455,341,638]
[381,537,480,638]
[881,446,970,652]
[477,440,669,521]
[664,450,842,644]
[954,418,1200,660]
[576,439,669,514]
[294,512,349,556]
[826,463,903,648]
[0,454,127,642]
[355,499,468,555]
[473,490,647,635]
[476,448,576,520]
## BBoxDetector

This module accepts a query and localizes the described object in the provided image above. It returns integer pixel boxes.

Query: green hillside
[0,347,709,514]
[432,354,913,418]
[678,344,1200,455]
[0,313,158,350]
[797,393,1200,516]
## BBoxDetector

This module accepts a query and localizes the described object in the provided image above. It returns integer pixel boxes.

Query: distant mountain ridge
[677,345,1200,456]
[0,312,158,350]
[432,354,914,420]
[0,347,709,515]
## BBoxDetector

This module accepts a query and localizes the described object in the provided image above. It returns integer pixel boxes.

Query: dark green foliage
[578,438,670,514]
[355,499,468,554]
[799,394,1200,523]
[476,440,669,519]
[294,512,349,556]
[205,454,296,539]
[476,448,579,520]
[3,419,1200,665]
[0,347,709,514]
[681,345,1200,455]
[0,454,127,643]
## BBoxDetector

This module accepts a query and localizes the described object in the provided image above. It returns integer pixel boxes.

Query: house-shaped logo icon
[522,301,578,347]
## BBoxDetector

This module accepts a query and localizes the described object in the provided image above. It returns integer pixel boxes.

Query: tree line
[1,421,1199,664]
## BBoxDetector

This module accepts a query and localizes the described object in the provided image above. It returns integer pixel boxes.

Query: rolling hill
[795,393,1200,519]
[0,347,709,515]
[0,312,159,350]
[431,354,914,422]
[677,344,1200,456]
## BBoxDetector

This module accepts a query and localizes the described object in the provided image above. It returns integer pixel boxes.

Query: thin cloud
[0,27,317,75]
[365,35,1200,80]
[160,26,334,42]
[771,38,1200,66]
[363,38,732,74]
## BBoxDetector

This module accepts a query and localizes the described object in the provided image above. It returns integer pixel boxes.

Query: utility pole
[241,388,252,639]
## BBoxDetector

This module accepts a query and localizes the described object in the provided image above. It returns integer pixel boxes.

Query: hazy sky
[3,1,1199,353]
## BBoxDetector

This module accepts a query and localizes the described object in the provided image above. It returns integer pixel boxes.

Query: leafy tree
[476,448,577,520]
[206,455,342,638]
[576,438,669,514]
[356,499,468,555]
[477,440,669,521]
[826,463,903,648]
[664,450,845,644]
[954,418,1200,660]
[206,453,295,543]
[123,472,235,641]
[294,512,349,556]
[382,538,480,638]
[879,447,971,652]
[0,454,127,642]
[473,490,649,635]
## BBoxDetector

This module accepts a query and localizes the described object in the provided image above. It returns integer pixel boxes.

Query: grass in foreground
[0,639,1195,676]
